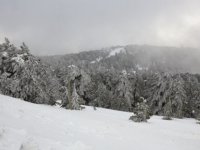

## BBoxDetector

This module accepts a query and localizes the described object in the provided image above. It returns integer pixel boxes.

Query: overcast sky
[0,0,200,55]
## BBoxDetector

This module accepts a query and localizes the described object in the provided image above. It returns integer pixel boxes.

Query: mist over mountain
[41,45,200,74]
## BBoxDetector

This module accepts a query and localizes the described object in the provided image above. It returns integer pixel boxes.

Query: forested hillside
[41,45,200,118]
[1,39,200,119]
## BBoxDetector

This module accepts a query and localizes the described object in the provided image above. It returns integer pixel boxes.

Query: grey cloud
[0,0,200,55]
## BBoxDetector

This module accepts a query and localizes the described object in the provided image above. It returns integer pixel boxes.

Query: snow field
[0,94,200,150]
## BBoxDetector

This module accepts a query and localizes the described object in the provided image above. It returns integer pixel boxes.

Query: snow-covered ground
[107,47,125,57]
[90,57,102,64]
[0,94,200,150]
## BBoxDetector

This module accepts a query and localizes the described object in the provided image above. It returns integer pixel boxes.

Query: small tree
[129,97,151,122]
[92,98,98,110]
[116,70,133,110]
[66,79,83,110]
[162,99,173,120]
[71,83,81,110]
[67,80,79,110]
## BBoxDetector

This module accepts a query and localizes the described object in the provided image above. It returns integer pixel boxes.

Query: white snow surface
[107,47,125,57]
[11,54,25,64]
[121,70,127,75]
[0,94,200,150]
[2,52,8,57]
[68,64,77,68]
[90,57,102,64]
[135,64,149,71]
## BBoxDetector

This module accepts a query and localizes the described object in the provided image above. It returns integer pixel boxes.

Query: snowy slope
[107,47,125,57]
[0,94,200,150]
[90,57,102,64]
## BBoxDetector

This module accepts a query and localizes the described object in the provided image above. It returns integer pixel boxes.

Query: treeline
[57,65,200,119]
[42,45,200,119]
[1,39,200,119]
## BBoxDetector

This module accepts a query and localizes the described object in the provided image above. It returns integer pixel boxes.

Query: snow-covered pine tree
[183,74,200,118]
[116,70,133,111]
[170,74,187,118]
[71,83,81,110]
[65,65,82,110]
[129,97,151,122]
[148,73,172,115]
[95,82,111,108]
[162,99,173,120]
[0,38,56,105]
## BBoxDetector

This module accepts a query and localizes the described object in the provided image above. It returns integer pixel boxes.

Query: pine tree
[71,83,81,110]
[129,97,151,122]
[95,82,111,108]
[116,70,133,110]
[162,99,173,120]
[170,74,187,118]
[0,38,55,105]
[148,72,172,115]
[65,65,82,110]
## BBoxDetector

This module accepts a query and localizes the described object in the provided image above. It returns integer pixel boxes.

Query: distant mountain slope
[41,45,200,74]
[0,94,200,150]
